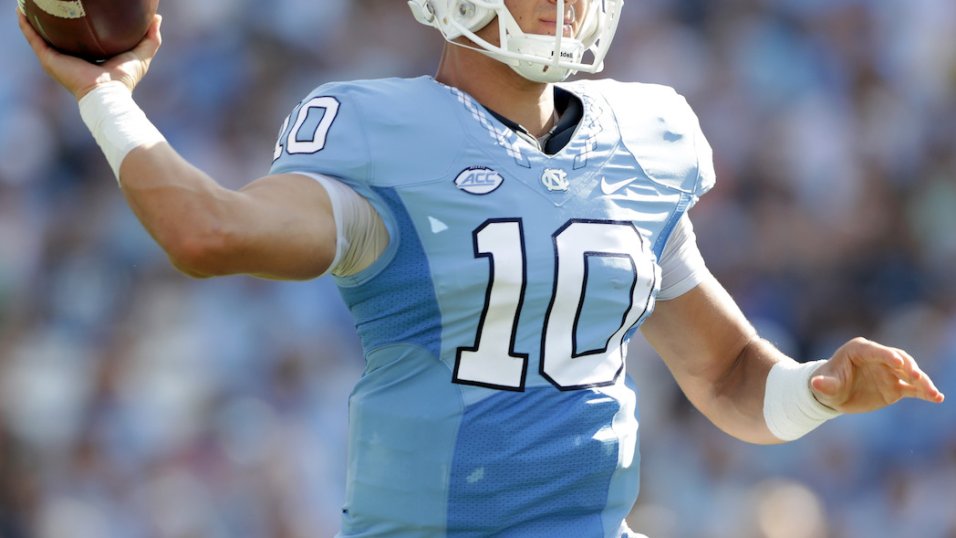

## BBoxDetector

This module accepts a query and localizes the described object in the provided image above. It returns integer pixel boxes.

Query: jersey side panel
[341,342,461,537]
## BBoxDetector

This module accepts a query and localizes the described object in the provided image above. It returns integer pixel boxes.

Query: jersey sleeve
[295,173,389,278]
[270,82,372,184]
[268,82,401,280]
[656,214,711,301]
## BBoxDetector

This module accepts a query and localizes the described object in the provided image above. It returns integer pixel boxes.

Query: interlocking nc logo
[541,168,570,192]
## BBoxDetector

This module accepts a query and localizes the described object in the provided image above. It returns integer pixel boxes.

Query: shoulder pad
[571,79,715,202]
[270,77,469,189]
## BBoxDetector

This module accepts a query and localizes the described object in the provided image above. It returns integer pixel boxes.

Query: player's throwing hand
[17,10,163,99]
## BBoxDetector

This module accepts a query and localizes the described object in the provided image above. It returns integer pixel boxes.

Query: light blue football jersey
[270,76,715,537]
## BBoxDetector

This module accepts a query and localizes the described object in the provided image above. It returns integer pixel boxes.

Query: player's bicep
[224,172,339,280]
[233,173,389,280]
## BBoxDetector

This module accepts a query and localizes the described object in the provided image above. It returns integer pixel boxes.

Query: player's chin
[536,23,576,37]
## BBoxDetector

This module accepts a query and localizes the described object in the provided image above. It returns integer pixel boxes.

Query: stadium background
[1,0,954,536]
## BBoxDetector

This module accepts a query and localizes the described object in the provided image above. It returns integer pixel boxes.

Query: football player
[18,0,945,536]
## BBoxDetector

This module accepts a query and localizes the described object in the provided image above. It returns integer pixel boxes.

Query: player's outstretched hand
[17,10,162,100]
[810,337,945,414]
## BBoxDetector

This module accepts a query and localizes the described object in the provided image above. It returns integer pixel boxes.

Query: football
[19,0,160,61]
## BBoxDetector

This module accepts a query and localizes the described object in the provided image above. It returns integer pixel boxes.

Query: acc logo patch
[455,167,505,195]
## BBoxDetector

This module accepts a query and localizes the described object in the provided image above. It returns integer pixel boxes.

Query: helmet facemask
[409,0,624,83]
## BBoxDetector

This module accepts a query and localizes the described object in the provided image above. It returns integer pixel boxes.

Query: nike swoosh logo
[600,176,639,195]
[605,190,654,203]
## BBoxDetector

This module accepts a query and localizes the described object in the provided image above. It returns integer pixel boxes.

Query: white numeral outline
[541,219,656,390]
[453,219,529,391]
[272,114,290,161]
[455,219,656,391]
[276,96,341,157]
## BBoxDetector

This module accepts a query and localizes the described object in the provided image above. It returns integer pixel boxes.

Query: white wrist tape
[763,359,842,441]
[78,81,166,181]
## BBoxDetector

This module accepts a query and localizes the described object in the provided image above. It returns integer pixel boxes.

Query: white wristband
[763,359,842,441]
[78,81,166,181]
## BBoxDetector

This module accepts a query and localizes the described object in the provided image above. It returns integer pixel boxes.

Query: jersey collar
[483,86,584,156]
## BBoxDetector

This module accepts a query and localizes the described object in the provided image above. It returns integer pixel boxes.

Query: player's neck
[435,45,557,138]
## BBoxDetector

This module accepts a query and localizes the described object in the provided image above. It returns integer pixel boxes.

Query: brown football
[19,0,159,61]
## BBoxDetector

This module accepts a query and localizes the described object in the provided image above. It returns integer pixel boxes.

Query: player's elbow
[161,222,235,278]
[168,257,216,279]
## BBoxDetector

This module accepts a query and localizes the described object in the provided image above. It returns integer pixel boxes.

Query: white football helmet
[408,0,624,83]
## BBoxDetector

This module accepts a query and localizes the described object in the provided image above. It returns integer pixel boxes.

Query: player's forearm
[78,83,287,278]
[123,147,339,279]
[74,81,228,276]
[118,143,239,277]
[643,285,776,443]
[702,336,845,445]
[705,337,788,445]
[645,279,831,445]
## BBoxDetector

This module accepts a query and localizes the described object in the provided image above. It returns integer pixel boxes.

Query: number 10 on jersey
[453,219,658,392]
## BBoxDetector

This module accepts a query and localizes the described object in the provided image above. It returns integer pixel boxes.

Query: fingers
[18,9,76,74]
[844,337,903,369]
[888,346,919,379]
[847,337,926,381]
[17,11,67,82]
[837,337,946,405]
[17,10,50,56]
[887,347,945,404]
[152,14,164,41]
[888,377,944,405]
[105,13,162,89]
[895,378,923,400]
[808,374,844,411]
[132,14,163,60]
[809,374,840,398]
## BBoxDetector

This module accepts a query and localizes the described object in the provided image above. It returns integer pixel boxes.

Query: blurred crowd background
[1,0,954,537]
